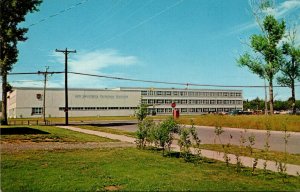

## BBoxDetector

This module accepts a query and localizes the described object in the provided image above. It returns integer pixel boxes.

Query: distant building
[7,87,243,118]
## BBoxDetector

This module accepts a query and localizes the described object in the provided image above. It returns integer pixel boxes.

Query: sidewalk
[57,126,300,176]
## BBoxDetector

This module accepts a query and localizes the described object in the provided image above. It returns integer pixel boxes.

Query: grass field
[200,144,300,165]
[174,114,300,132]
[0,126,114,143]
[1,147,300,191]
[77,125,136,137]
[8,114,300,132]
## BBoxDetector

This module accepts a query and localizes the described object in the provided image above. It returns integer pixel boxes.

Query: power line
[28,0,90,27]
[69,72,299,88]
[8,72,64,75]
[8,71,300,88]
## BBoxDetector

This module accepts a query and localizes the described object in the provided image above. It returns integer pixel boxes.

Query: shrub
[135,104,148,122]
[136,118,155,149]
[152,117,180,155]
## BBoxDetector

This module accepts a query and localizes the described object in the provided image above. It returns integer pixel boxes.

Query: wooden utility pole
[55,48,76,125]
[38,66,50,124]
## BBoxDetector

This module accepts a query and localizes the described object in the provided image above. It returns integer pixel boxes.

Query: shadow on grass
[0,127,50,135]
[86,122,136,127]
[145,147,216,164]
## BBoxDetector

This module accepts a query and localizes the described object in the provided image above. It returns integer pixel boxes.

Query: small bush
[136,118,155,149]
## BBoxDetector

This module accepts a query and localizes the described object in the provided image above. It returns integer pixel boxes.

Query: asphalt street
[75,120,300,154]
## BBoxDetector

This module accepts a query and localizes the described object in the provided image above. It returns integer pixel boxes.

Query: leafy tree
[277,29,300,114]
[152,117,179,155]
[136,118,155,149]
[238,15,285,114]
[243,97,265,111]
[135,104,148,122]
[1,0,42,125]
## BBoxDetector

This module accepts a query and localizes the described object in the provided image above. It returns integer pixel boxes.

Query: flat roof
[12,87,242,92]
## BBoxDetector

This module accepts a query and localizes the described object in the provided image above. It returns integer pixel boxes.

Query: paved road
[81,120,300,154]
[57,125,300,176]
[193,126,300,154]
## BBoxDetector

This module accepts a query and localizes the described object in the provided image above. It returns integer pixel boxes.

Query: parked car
[229,110,252,115]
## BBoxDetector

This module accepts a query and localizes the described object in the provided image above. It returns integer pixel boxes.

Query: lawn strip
[1,148,299,191]
[200,144,300,165]
[0,126,115,143]
[76,125,136,137]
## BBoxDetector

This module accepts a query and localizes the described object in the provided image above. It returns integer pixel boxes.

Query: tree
[238,15,285,114]
[277,29,300,114]
[136,118,155,149]
[135,104,148,122]
[0,0,42,124]
[152,117,179,155]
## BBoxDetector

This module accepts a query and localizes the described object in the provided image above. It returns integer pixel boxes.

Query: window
[210,100,216,104]
[166,91,171,96]
[190,108,196,112]
[209,108,216,112]
[181,108,187,113]
[165,108,172,113]
[141,91,148,96]
[181,100,187,104]
[196,108,202,112]
[32,107,42,115]
[203,108,209,112]
[108,107,119,110]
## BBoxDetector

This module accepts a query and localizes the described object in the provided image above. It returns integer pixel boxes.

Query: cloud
[50,49,139,88]
[69,49,138,73]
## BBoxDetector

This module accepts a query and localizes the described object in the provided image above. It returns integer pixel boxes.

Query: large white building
[7,87,243,118]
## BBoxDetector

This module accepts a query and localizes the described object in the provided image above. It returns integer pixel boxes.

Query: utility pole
[55,48,76,125]
[39,66,50,124]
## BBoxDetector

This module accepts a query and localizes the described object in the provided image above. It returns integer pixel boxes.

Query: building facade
[7,87,243,118]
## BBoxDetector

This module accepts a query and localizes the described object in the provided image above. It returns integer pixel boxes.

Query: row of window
[58,107,138,111]
[141,99,243,105]
[31,106,242,115]
[141,90,242,97]
[148,108,242,113]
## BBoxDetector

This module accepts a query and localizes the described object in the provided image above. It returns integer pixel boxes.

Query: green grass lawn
[175,114,300,132]
[1,147,300,191]
[200,144,300,165]
[8,114,300,132]
[76,125,136,137]
[8,116,136,125]
[0,126,114,143]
